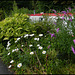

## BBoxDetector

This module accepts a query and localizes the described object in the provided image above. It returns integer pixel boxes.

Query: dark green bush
[0,9,5,21]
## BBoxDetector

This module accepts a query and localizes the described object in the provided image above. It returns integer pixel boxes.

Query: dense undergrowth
[0,2,75,74]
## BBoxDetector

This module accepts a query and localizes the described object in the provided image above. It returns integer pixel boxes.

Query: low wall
[29,13,74,22]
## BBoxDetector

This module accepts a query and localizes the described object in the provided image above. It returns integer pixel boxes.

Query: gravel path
[0,59,13,74]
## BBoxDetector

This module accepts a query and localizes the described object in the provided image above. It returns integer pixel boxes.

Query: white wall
[29,16,74,22]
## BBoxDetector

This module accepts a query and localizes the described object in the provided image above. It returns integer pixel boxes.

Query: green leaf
[3,37,9,40]
[14,38,17,41]
[17,27,22,30]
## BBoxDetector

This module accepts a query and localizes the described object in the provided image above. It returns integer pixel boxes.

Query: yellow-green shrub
[0,13,35,41]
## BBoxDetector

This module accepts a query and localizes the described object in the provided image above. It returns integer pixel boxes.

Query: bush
[53,13,75,61]
[0,9,75,74]
[0,13,36,46]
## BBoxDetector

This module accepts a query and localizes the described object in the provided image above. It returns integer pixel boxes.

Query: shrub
[0,13,35,47]
[53,13,75,61]
[0,9,75,74]
[2,31,58,74]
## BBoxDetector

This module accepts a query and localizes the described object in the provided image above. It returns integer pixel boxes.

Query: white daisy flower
[25,34,29,36]
[17,63,22,68]
[67,17,69,20]
[7,43,11,47]
[10,60,14,63]
[6,47,10,50]
[34,38,37,40]
[45,36,46,37]
[42,51,46,54]
[12,49,15,52]
[17,37,20,41]
[39,34,43,36]
[21,45,24,47]
[8,65,12,68]
[72,16,74,19]
[7,52,10,55]
[37,44,40,47]
[30,52,34,55]
[7,41,11,47]
[38,46,43,50]
[63,21,67,25]
[15,40,17,43]
[29,44,33,47]
[37,38,39,41]
[7,41,10,46]
[29,34,34,37]
[24,34,29,38]
[34,38,39,41]
[65,25,67,28]
[15,48,19,52]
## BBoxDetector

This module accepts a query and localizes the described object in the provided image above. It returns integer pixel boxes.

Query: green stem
[34,51,45,74]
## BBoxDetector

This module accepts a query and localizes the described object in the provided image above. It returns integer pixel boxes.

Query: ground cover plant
[0,5,75,74]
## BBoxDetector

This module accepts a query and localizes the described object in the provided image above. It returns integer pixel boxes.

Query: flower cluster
[6,41,11,50]
[24,34,35,38]
[7,47,22,69]
[71,39,75,54]
[34,38,39,41]
[12,48,19,52]
[15,37,21,43]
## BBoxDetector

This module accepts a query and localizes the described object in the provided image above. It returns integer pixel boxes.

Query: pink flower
[69,18,72,22]
[47,31,49,33]
[54,22,57,25]
[52,9,56,13]
[71,46,75,54]
[72,35,74,37]
[56,28,59,32]
[50,33,56,38]
[68,7,71,11]
[62,17,64,20]
[67,10,69,13]
[48,45,51,49]
[73,39,75,44]
[61,11,66,14]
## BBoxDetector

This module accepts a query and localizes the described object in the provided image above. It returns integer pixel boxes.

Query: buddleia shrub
[54,14,75,61]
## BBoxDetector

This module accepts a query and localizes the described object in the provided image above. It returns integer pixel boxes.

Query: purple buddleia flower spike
[69,18,72,22]
[67,10,69,13]
[68,7,71,11]
[62,17,64,20]
[50,33,56,38]
[71,46,75,54]
[73,39,75,44]
[52,9,56,13]
[47,31,49,33]
[56,28,59,32]
[61,11,66,14]
[54,22,57,25]
[48,45,51,49]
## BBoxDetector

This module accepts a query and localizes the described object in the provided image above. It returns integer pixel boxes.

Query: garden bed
[0,11,75,74]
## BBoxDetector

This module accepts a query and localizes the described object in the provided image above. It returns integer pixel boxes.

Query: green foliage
[18,8,34,14]
[0,9,5,21]
[0,6,75,74]
[53,14,75,61]
[0,13,35,42]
